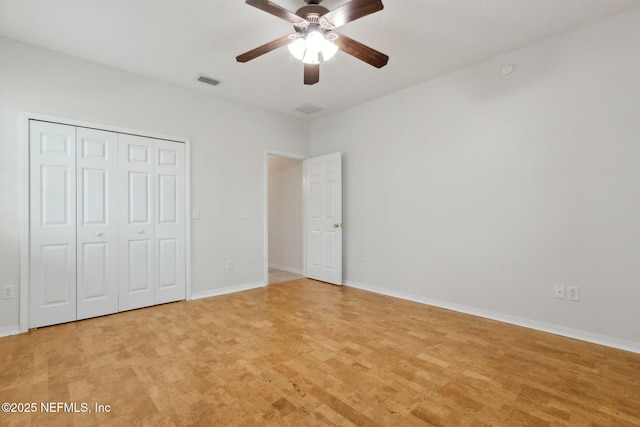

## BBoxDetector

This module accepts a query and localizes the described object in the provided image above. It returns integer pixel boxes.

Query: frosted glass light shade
[288,38,305,60]
[305,31,325,53]
[288,31,338,64]
[302,50,319,64]
[321,40,339,61]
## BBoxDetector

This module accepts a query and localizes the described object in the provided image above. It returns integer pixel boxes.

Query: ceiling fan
[236,0,389,85]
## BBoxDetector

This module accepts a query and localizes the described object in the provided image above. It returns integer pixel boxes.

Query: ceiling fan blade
[304,63,320,85]
[245,0,305,24]
[322,0,383,28]
[334,33,388,68]
[236,34,293,63]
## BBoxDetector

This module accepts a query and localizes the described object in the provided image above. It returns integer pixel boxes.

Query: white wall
[268,156,303,274]
[0,36,309,332]
[310,9,640,347]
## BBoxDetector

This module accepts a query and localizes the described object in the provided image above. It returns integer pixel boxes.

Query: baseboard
[268,263,304,275]
[0,325,21,338]
[190,281,266,301]
[345,280,640,355]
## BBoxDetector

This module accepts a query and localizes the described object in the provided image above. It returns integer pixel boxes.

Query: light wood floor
[1,279,639,426]
[268,268,304,285]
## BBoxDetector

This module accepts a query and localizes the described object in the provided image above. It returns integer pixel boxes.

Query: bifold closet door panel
[76,128,119,320]
[29,121,77,328]
[155,140,186,304]
[118,134,155,311]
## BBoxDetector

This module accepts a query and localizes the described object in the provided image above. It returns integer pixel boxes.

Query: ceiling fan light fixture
[237,0,388,85]
[321,39,338,61]
[302,50,319,65]
[305,30,325,53]
[288,37,306,60]
[289,30,338,64]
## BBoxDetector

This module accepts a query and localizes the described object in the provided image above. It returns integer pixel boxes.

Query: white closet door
[29,121,77,328]
[154,140,186,304]
[76,128,119,320]
[118,134,155,311]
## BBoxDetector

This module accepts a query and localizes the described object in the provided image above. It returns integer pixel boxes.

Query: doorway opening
[266,153,305,284]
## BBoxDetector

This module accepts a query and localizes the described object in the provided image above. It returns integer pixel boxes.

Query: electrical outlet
[192,209,200,220]
[226,260,233,270]
[2,285,15,300]
[554,285,565,299]
[362,258,368,268]
[567,286,580,301]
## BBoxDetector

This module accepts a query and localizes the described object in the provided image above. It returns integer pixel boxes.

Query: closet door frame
[19,112,192,333]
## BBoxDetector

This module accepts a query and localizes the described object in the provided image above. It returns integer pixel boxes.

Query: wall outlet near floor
[226,260,233,270]
[554,285,565,299]
[2,285,16,300]
[567,286,580,301]
[362,258,368,268]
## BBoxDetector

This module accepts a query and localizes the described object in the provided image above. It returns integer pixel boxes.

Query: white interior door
[305,152,343,285]
[29,121,77,327]
[154,140,186,304]
[118,134,155,311]
[76,128,119,320]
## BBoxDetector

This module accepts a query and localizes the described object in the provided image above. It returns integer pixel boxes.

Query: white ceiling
[1,0,638,119]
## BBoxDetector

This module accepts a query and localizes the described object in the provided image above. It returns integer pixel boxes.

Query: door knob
[333,223,342,228]
[137,229,144,234]
[95,232,103,237]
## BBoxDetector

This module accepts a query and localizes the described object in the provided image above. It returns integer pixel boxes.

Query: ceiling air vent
[197,75,221,86]
[295,103,323,115]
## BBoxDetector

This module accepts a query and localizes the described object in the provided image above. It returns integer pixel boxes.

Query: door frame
[263,150,307,285]
[19,112,192,333]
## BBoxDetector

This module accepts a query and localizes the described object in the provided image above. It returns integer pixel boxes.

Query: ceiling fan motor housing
[296,5,329,19]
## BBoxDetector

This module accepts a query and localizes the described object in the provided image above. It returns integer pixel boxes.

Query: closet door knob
[95,232,103,237]
[137,229,144,234]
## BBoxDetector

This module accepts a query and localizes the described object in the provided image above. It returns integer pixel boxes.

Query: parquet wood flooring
[1,279,639,426]
[268,268,304,285]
